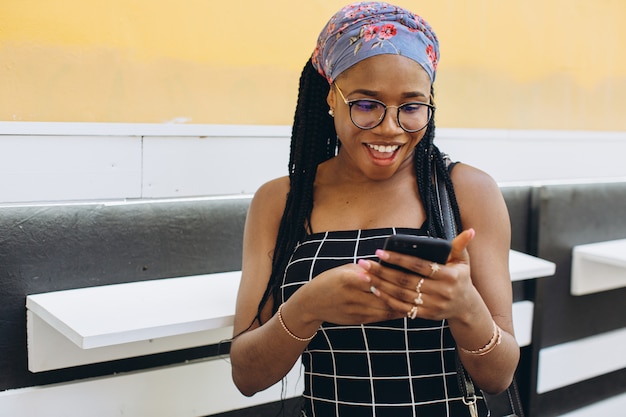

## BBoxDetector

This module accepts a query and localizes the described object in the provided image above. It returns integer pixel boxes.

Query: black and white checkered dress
[281,227,473,417]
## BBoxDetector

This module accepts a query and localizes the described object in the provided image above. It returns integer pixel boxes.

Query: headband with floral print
[311,2,439,84]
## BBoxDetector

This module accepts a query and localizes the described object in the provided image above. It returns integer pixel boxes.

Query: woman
[230,2,519,416]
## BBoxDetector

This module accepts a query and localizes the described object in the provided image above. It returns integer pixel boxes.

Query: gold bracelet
[277,303,317,342]
[459,320,502,356]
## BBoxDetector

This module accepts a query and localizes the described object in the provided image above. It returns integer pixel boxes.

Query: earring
[328,109,335,117]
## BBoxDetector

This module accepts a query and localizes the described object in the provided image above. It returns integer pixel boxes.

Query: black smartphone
[380,234,452,272]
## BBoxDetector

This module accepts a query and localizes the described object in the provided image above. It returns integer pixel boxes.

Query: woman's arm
[447,163,519,393]
[230,178,320,396]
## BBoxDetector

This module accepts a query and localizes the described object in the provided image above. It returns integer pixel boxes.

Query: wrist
[276,301,320,343]
[448,287,498,351]
[458,320,502,355]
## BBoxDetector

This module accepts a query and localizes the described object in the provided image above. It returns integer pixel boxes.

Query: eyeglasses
[334,83,435,133]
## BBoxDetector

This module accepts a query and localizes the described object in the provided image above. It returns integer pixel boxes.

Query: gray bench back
[0,196,250,390]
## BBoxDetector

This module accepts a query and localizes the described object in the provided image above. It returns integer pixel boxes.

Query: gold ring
[416,277,424,293]
[429,262,441,277]
[414,277,425,305]
[407,305,418,319]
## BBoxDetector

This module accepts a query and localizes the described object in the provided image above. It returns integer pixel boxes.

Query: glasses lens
[398,103,432,132]
[349,100,385,129]
[349,99,433,132]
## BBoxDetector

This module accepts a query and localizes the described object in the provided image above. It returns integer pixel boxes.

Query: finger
[370,286,416,319]
[361,261,432,313]
[371,250,427,280]
[375,250,443,283]
[356,260,388,296]
[372,278,433,321]
[448,228,475,264]
[360,258,420,295]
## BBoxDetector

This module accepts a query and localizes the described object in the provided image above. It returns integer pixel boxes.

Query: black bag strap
[455,349,481,416]
[433,156,457,241]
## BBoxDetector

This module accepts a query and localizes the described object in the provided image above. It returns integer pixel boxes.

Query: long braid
[254,59,337,321]
[414,88,463,238]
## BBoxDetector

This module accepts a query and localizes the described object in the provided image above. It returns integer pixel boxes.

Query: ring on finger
[429,262,441,278]
[414,277,425,305]
[414,293,424,305]
[416,277,425,292]
[407,305,418,320]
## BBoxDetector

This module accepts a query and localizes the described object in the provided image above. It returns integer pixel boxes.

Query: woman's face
[328,54,433,181]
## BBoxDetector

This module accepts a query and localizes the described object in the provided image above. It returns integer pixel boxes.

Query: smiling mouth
[367,144,400,153]
[366,143,401,158]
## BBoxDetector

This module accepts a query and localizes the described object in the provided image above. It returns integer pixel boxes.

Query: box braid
[414,125,463,239]
[253,58,461,326]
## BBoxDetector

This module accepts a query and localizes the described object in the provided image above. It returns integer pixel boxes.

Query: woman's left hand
[358,228,477,321]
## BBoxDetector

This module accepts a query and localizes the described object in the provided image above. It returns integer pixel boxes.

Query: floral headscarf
[311,2,439,84]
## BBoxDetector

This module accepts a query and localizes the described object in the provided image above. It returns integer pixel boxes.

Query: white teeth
[368,144,399,153]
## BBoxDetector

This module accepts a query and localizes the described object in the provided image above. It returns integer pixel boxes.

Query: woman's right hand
[290,262,396,327]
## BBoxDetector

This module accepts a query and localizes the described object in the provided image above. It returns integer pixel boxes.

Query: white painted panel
[509,250,556,281]
[435,129,626,184]
[27,311,233,372]
[537,327,626,393]
[142,136,289,197]
[0,357,304,417]
[571,238,626,295]
[27,272,241,349]
[27,272,242,371]
[512,301,534,347]
[2,125,626,203]
[0,135,142,203]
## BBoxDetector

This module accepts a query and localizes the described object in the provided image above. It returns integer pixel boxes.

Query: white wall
[1,122,626,205]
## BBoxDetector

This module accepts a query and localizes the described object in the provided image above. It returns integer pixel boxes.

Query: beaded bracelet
[277,303,317,342]
[459,320,502,356]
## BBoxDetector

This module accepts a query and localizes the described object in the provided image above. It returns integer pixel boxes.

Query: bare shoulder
[449,162,510,255]
[449,163,500,198]
[245,176,290,246]
[250,176,290,215]
[449,163,505,219]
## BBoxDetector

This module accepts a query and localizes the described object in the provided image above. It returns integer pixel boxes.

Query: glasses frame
[333,83,436,133]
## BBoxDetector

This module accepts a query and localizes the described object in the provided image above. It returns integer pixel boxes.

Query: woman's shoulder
[449,162,509,230]
[253,176,289,203]
[449,162,500,196]
[248,176,290,222]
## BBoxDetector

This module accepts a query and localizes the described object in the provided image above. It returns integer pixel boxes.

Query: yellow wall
[2,0,625,130]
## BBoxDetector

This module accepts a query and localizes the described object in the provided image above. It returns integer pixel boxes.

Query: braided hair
[254,58,462,322]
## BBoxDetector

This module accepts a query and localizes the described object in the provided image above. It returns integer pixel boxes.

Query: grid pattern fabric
[281,228,474,417]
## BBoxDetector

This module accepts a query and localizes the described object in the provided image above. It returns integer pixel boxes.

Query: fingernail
[357,259,371,270]
[358,271,371,282]
[375,249,389,260]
